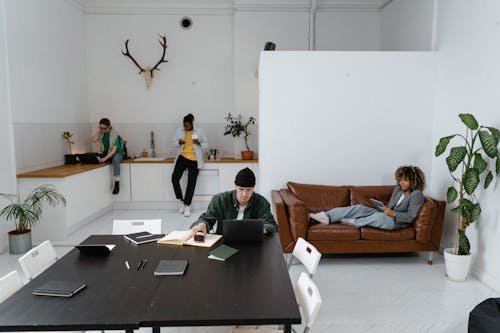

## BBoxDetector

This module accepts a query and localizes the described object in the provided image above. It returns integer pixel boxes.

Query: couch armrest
[278,189,310,242]
[271,190,295,253]
[413,198,437,244]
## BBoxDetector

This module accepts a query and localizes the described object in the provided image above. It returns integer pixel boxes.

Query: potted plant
[435,113,499,281]
[224,113,256,160]
[62,130,77,164]
[0,185,66,254]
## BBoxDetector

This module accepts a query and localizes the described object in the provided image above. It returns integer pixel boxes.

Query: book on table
[208,244,239,261]
[154,259,188,276]
[124,231,164,245]
[33,280,87,297]
[157,230,221,248]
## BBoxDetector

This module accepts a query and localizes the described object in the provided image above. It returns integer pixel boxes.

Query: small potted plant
[62,130,77,164]
[0,185,66,254]
[435,113,499,281]
[224,113,256,160]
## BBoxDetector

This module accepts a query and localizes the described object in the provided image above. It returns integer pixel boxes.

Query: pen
[140,259,148,271]
[125,260,130,270]
[137,260,143,270]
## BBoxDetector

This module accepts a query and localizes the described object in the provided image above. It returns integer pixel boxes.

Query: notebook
[208,244,239,261]
[154,259,188,276]
[124,231,164,245]
[76,153,100,164]
[222,219,264,244]
[76,244,115,256]
[33,280,87,297]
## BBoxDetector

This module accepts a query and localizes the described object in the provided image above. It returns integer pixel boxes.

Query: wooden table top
[17,158,258,178]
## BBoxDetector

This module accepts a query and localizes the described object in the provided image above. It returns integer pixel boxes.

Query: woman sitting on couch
[309,165,426,230]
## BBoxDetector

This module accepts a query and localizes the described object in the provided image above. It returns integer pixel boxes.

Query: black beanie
[234,167,256,187]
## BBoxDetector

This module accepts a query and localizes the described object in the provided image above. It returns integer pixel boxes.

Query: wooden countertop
[17,158,258,178]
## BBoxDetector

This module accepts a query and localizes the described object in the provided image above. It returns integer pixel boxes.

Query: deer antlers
[121,34,168,88]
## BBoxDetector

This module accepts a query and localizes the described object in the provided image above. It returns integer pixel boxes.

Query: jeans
[111,153,123,176]
[171,155,199,206]
[325,204,397,230]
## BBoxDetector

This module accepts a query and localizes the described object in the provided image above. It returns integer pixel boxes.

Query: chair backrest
[295,272,322,333]
[112,219,162,235]
[289,237,321,278]
[18,240,58,280]
[0,270,23,303]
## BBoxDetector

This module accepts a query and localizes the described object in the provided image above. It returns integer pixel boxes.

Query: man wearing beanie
[190,167,277,235]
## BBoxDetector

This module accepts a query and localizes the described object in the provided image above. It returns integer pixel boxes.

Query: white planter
[444,248,472,281]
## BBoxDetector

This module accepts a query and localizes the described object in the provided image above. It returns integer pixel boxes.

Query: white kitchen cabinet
[163,164,176,201]
[112,163,131,202]
[131,164,165,201]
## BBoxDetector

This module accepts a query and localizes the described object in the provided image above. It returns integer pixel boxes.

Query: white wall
[381,0,435,51]
[431,0,500,291]
[259,51,436,199]
[315,10,380,51]
[4,0,89,172]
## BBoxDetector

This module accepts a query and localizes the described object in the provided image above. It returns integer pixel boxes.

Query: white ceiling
[72,0,394,14]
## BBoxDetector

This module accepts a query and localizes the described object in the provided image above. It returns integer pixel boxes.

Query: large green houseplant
[224,112,256,160]
[0,185,66,254]
[435,114,499,259]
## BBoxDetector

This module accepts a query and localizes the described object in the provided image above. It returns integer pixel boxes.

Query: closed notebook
[208,244,239,261]
[154,259,188,276]
[33,280,87,297]
[124,231,164,245]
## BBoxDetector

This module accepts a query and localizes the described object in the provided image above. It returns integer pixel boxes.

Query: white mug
[192,134,198,140]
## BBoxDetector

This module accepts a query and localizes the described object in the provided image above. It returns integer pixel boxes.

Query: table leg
[125,330,134,333]
[283,324,292,333]
[152,326,160,333]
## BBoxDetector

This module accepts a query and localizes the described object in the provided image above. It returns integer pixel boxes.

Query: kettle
[207,149,220,160]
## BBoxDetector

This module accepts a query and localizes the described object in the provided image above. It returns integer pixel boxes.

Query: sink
[133,156,167,162]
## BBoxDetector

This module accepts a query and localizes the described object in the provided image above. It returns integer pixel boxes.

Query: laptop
[77,153,100,164]
[222,219,264,244]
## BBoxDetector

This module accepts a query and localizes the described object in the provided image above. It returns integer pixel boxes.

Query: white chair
[232,272,322,333]
[287,237,321,279]
[112,219,162,235]
[18,240,58,280]
[0,270,23,303]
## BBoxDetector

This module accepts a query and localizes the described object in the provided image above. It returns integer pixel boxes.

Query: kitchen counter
[17,158,258,178]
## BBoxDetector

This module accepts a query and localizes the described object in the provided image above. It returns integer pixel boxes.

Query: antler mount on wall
[121,34,168,89]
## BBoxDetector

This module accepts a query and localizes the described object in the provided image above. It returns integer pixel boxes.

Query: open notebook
[157,231,221,248]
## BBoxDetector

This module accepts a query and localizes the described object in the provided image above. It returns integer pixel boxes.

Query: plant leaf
[435,136,454,157]
[458,229,470,255]
[478,130,498,158]
[446,146,467,172]
[484,171,493,189]
[473,153,487,174]
[459,113,479,130]
[470,202,481,223]
[496,152,500,175]
[463,167,480,195]
[446,186,458,204]
[451,206,461,213]
[486,126,500,144]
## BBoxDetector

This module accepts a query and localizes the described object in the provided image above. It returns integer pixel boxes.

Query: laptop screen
[222,219,264,244]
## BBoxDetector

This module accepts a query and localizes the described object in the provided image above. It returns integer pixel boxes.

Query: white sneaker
[183,205,191,217]
[340,218,357,226]
[179,202,185,214]
[309,211,329,224]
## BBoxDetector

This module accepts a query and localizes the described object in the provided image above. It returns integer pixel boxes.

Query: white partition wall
[259,51,436,198]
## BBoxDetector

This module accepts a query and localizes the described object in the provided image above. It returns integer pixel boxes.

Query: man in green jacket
[190,167,278,235]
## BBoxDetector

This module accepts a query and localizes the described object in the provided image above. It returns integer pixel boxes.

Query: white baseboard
[471,263,500,294]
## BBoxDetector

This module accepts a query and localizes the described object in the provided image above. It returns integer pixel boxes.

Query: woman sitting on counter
[171,113,208,217]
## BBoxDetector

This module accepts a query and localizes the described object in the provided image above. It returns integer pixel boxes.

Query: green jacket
[191,190,278,234]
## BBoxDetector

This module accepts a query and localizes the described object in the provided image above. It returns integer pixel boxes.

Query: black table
[0,234,301,332]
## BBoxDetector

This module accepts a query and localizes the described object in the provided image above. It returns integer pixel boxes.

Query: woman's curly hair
[394,165,426,191]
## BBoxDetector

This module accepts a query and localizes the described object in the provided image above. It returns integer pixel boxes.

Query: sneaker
[309,211,329,224]
[183,205,191,217]
[112,181,120,195]
[179,202,185,214]
[340,218,357,226]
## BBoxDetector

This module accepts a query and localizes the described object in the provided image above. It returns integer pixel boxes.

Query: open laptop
[222,219,264,244]
[76,153,100,164]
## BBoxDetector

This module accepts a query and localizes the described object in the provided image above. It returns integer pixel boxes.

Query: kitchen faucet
[150,131,156,157]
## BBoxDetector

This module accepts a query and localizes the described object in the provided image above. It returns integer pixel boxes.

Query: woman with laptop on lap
[190,167,278,236]
[90,118,125,195]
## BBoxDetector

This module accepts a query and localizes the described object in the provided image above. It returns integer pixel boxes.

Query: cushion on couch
[287,182,350,212]
[350,185,394,207]
[360,226,415,241]
[307,222,360,241]
[413,199,437,243]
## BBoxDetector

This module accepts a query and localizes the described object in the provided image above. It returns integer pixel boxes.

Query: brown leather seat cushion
[360,226,415,241]
[307,222,360,241]
[287,182,350,212]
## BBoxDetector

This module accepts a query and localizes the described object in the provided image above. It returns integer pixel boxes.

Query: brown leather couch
[271,182,446,264]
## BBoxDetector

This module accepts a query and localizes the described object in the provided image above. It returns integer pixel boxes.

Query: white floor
[1,207,498,333]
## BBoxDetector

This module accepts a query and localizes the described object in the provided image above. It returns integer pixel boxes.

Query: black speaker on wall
[264,41,276,51]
